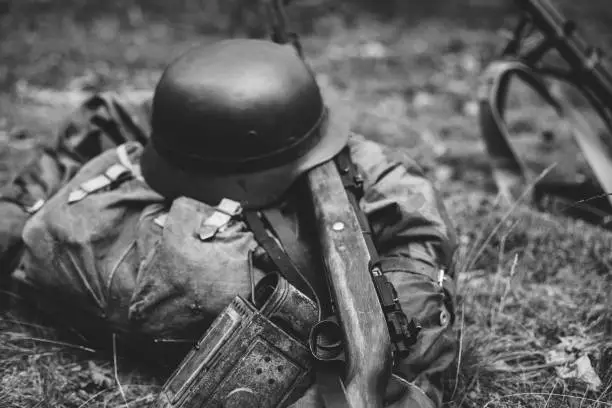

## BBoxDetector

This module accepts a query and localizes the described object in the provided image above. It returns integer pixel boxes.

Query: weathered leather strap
[261,207,334,314]
[243,210,314,301]
[243,209,351,407]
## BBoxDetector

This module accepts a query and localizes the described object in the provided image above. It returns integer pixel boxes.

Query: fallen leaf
[87,361,114,389]
[557,355,602,391]
[491,359,513,371]
[545,336,603,391]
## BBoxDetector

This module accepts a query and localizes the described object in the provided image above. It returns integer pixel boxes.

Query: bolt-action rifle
[263,1,422,407]
[478,0,612,229]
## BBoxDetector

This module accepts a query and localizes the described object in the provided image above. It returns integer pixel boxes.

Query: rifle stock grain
[307,160,392,408]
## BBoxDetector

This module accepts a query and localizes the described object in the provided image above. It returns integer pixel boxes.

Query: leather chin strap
[477,58,612,229]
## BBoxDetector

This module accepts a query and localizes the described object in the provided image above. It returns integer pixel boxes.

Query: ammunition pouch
[155,272,319,408]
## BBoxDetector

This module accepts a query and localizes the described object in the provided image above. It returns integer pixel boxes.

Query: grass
[1,4,612,408]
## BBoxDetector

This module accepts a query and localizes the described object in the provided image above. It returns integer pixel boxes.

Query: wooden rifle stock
[306,160,392,408]
[261,1,394,404]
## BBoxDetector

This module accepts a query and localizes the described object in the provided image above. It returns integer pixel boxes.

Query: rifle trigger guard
[308,317,346,362]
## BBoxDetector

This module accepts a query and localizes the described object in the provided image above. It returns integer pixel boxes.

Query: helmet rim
[140,92,351,209]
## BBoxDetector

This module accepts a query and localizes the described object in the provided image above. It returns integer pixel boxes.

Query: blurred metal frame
[477,0,612,229]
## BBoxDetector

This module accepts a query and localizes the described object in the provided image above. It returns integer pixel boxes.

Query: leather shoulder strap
[243,210,316,301]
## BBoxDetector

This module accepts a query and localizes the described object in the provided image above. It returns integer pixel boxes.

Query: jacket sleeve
[0,91,153,277]
[0,144,82,275]
[348,133,458,408]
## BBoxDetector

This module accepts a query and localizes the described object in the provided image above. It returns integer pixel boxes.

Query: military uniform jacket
[0,92,458,408]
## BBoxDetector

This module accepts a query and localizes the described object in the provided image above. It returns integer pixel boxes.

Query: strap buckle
[197,198,243,241]
[68,163,132,204]
[25,198,46,214]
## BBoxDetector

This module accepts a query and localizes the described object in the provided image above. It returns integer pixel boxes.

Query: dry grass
[0,5,611,408]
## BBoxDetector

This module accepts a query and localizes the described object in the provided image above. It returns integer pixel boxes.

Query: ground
[0,3,611,408]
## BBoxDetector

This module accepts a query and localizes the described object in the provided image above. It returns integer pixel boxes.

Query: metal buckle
[197,199,243,241]
[68,163,131,204]
[25,198,46,214]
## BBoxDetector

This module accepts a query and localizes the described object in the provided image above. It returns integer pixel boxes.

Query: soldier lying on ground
[0,39,458,408]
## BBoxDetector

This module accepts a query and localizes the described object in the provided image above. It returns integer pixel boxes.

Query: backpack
[19,141,267,346]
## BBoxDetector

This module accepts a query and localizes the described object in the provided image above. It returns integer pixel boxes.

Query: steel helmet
[140,38,351,209]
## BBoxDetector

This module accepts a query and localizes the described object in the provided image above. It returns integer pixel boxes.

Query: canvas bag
[19,141,267,343]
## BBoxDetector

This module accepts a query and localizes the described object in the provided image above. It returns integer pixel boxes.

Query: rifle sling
[260,206,334,314]
[244,148,391,407]
[243,209,351,408]
[243,148,371,309]
[243,210,315,300]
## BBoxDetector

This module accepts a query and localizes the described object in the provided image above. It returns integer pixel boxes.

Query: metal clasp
[197,198,243,241]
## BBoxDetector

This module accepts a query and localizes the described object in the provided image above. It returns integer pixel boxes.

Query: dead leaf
[557,355,603,391]
[545,336,603,391]
[490,359,513,371]
[87,361,114,389]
